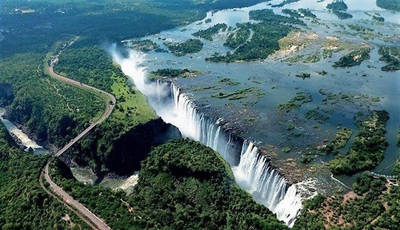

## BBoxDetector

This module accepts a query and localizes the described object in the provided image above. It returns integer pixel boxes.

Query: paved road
[47,65,116,157]
[40,59,115,230]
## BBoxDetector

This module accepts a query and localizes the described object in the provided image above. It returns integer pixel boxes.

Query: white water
[0,108,46,154]
[110,47,305,227]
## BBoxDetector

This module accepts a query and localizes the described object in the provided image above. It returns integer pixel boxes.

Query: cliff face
[0,83,13,106]
[106,118,182,175]
[63,117,182,176]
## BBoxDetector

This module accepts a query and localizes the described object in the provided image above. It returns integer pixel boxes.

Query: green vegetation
[398,131,400,145]
[282,9,302,18]
[321,128,352,154]
[332,10,353,19]
[393,160,400,177]
[249,9,305,25]
[218,78,240,86]
[377,0,400,11]
[378,46,400,72]
[326,0,352,20]
[372,14,385,22]
[278,92,312,113]
[0,83,13,107]
[0,0,265,147]
[326,0,348,11]
[124,39,160,52]
[333,46,371,67]
[298,8,317,18]
[272,0,300,7]
[50,139,288,229]
[305,108,329,123]
[295,72,311,79]
[0,53,104,147]
[212,87,265,100]
[164,39,203,56]
[224,24,251,49]
[295,173,400,229]
[54,41,156,131]
[329,111,389,175]
[207,9,303,62]
[193,23,228,41]
[150,68,202,80]
[0,123,87,229]
[54,42,157,174]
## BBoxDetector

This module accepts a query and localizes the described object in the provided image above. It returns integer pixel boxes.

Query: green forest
[49,139,288,229]
[294,173,400,229]
[0,123,87,229]
[329,110,389,175]
[206,9,303,62]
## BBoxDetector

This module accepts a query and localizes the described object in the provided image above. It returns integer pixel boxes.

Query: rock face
[105,118,182,175]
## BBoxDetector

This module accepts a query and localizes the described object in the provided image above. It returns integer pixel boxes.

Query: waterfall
[110,47,304,227]
[232,141,302,227]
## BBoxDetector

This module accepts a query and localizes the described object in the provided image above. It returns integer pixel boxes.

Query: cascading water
[110,46,304,227]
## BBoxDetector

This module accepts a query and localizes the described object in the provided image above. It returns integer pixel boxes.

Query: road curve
[40,57,115,230]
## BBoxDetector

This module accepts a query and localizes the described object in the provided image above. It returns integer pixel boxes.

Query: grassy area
[109,74,156,132]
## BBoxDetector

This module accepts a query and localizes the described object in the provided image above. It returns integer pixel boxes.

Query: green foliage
[249,9,305,26]
[193,23,228,41]
[326,0,352,20]
[295,173,400,229]
[332,10,353,20]
[326,0,348,11]
[329,111,389,175]
[224,24,251,49]
[393,160,400,177]
[376,0,400,11]
[333,46,371,67]
[0,83,13,107]
[271,0,300,8]
[298,8,317,18]
[378,46,400,72]
[208,9,301,62]
[0,123,87,229]
[0,53,104,147]
[150,68,201,79]
[293,195,326,230]
[212,87,265,100]
[278,92,312,113]
[282,9,302,18]
[352,173,386,195]
[321,128,352,153]
[125,40,160,52]
[164,39,204,56]
[50,139,288,229]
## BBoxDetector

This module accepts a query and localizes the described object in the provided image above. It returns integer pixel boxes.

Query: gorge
[111,47,310,227]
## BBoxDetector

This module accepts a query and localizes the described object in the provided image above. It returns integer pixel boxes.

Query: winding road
[39,45,116,230]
